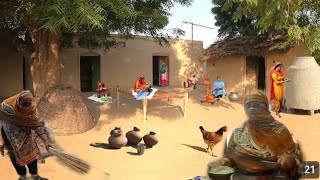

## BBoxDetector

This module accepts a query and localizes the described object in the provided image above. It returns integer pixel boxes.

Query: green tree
[221,0,320,52]
[211,0,259,37]
[0,0,192,99]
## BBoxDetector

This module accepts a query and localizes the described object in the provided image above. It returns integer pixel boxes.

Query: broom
[48,147,91,174]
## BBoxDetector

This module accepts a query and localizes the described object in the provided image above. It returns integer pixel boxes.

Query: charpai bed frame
[116,85,189,123]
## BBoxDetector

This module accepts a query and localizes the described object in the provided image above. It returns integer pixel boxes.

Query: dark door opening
[152,56,160,86]
[152,56,169,86]
[257,57,266,91]
[245,56,266,94]
[80,56,101,92]
[22,56,27,90]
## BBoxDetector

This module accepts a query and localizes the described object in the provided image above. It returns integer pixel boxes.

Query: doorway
[245,56,266,94]
[80,56,101,92]
[152,56,169,86]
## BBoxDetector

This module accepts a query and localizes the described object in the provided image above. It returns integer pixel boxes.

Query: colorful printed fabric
[0,91,46,166]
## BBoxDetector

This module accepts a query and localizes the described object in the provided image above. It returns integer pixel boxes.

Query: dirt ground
[1,86,320,180]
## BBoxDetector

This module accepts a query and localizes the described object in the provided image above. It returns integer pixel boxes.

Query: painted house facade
[203,36,308,100]
[0,34,204,98]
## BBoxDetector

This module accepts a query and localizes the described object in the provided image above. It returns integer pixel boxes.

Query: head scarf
[271,62,283,72]
[244,91,269,105]
[244,91,271,119]
[139,76,146,84]
[0,90,40,127]
[18,90,33,109]
[244,92,297,160]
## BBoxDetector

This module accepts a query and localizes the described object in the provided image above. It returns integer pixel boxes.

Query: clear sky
[165,0,219,48]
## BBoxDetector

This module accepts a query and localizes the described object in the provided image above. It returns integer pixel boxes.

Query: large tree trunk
[27,29,96,135]
[30,29,61,102]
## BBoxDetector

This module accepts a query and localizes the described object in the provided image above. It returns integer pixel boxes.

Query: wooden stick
[142,99,148,123]
[183,92,188,119]
[116,85,120,109]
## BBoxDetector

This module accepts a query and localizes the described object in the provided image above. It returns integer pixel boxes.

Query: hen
[199,126,227,156]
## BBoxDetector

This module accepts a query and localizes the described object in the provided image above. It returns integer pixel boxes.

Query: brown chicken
[199,126,227,156]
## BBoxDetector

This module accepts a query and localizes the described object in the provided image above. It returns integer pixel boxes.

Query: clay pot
[108,129,128,149]
[228,92,240,101]
[143,131,158,148]
[126,127,143,145]
[206,94,214,101]
[110,127,121,135]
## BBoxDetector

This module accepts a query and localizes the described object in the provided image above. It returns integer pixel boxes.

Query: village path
[0,85,320,180]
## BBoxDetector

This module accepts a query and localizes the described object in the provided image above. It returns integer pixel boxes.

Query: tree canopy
[211,0,259,37]
[0,0,192,52]
[0,0,193,99]
[219,0,320,53]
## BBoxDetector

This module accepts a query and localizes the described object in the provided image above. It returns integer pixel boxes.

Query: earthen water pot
[228,92,240,101]
[108,129,128,149]
[143,131,158,148]
[206,94,214,101]
[126,127,143,145]
[110,127,121,135]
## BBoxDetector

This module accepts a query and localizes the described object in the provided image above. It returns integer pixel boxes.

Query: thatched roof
[203,35,292,61]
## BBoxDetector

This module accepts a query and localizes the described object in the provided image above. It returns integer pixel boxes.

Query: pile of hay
[37,85,96,135]
[285,57,320,111]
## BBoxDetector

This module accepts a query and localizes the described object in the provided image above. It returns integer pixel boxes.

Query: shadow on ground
[82,87,191,130]
[89,142,117,150]
[181,143,207,153]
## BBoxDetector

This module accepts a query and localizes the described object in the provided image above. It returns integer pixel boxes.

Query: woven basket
[37,85,97,135]
[285,57,320,110]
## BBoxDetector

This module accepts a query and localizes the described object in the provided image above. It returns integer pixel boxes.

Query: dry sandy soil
[1,86,320,180]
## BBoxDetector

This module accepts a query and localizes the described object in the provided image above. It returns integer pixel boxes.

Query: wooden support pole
[116,85,120,109]
[142,99,148,123]
[183,92,188,119]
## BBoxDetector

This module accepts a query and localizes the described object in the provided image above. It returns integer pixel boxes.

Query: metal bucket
[137,144,146,155]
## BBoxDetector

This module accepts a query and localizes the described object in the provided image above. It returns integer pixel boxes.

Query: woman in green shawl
[160,63,167,86]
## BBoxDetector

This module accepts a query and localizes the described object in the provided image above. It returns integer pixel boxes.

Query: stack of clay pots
[285,57,320,111]
[108,126,158,149]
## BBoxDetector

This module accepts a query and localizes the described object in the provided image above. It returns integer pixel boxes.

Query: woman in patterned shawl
[219,91,303,179]
[0,90,51,180]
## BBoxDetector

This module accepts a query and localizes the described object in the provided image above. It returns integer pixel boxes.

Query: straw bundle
[49,147,91,174]
[37,85,97,135]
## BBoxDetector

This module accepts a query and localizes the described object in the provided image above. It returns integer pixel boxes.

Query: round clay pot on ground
[206,94,214,101]
[108,129,128,149]
[143,131,158,148]
[126,127,143,145]
[110,127,121,136]
[228,92,240,101]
